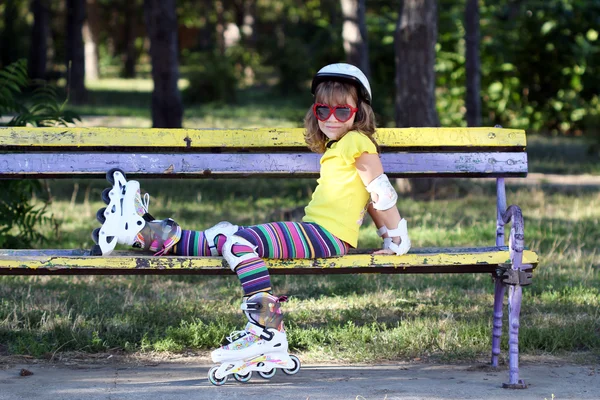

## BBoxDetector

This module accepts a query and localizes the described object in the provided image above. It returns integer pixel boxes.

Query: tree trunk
[82,22,99,80]
[143,0,183,128]
[66,0,88,103]
[394,0,439,127]
[29,0,50,81]
[122,0,138,78]
[341,0,371,78]
[465,0,481,127]
[394,0,439,195]
[1,0,19,68]
[215,0,226,56]
[84,0,101,81]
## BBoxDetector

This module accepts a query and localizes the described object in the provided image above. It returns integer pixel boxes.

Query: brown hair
[304,81,378,153]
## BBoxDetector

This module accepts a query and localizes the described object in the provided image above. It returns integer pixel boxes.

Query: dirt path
[1,354,598,400]
[503,173,600,188]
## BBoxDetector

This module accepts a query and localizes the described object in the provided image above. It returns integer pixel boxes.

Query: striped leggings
[174,222,349,296]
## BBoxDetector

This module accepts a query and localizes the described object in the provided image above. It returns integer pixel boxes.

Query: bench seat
[0,247,538,275]
[0,126,537,388]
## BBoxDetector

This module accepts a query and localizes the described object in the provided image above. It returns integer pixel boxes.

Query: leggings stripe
[237,222,349,259]
[175,229,228,256]
[297,223,316,256]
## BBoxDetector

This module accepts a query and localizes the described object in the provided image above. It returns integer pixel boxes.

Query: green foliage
[0,180,52,248]
[269,36,313,95]
[0,59,80,127]
[183,51,239,104]
[0,59,79,248]
[0,59,29,114]
[434,0,600,134]
[9,0,600,135]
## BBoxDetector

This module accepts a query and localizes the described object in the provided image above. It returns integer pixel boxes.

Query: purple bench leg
[503,284,527,388]
[500,205,528,389]
[493,177,506,368]
[491,278,505,367]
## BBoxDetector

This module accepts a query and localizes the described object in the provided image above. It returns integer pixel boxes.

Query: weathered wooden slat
[0,245,525,257]
[0,127,527,149]
[0,152,528,178]
[0,248,539,275]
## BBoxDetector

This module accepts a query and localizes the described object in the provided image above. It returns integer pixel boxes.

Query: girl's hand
[373,248,396,255]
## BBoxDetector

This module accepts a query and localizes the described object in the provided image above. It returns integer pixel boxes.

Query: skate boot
[91,168,181,256]
[208,292,301,386]
[134,218,182,256]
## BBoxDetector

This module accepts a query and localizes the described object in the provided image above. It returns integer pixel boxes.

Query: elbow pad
[366,174,398,210]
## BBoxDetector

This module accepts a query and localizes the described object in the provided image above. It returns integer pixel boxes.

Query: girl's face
[317,96,357,140]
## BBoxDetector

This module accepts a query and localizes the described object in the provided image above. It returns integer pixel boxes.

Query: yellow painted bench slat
[0,250,539,271]
[0,127,526,149]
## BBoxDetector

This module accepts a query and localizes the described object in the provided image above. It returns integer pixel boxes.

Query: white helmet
[311,63,372,104]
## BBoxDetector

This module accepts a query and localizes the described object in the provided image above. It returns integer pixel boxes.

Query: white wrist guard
[366,174,398,210]
[377,219,411,255]
[377,226,393,250]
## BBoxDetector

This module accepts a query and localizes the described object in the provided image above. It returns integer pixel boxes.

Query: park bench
[0,126,538,389]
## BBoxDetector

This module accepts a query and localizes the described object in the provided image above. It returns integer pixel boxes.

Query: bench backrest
[0,127,527,179]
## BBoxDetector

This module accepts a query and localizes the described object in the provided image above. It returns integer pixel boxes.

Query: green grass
[527,135,600,175]
[1,182,599,363]
[65,78,308,128]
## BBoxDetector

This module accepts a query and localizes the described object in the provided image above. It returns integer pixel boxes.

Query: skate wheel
[101,188,112,204]
[91,228,100,244]
[106,168,125,185]
[208,366,228,386]
[96,207,107,224]
[258,368,276,379]
[233,371,252,382]
[283,355,301,375]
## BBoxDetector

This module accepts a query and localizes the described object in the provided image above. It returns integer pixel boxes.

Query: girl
[94,63,410,384]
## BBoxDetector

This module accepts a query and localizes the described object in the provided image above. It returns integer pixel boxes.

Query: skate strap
[225,329,247,343]
[241,295,287,312]
[240,301,261,311]
[142,193,150,213]
[153,224,182,256]
[247,323,274,341]
[142,213,155,222]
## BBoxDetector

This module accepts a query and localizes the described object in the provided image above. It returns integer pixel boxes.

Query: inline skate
[91,168,181,256]
[208,292,301,385]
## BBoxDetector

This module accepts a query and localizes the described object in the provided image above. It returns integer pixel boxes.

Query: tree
[29,0,50,81]
[394,0,440,195]
[465,0,481,126]
[121,0,141,78]
[1,0,19,68]
[83,0,101,81]
[66,0,88,103]
[394,0,439,128]
[341,0,370,78]
[143,0,183,128]
[215,0,226,56]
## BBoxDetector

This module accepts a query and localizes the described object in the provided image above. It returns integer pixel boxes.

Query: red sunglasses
[312,103,359,122]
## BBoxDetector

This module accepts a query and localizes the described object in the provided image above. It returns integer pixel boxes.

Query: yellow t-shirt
[302,131,378,247]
